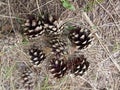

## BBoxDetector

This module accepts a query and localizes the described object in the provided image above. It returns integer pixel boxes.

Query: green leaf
[22,38,29,45]
[67,26,76,30]
[61,0,75,10]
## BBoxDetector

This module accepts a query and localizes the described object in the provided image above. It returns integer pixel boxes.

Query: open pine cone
[20,68,35,89]
[49,38,68,56]
[49,58,67,78]
[69,27,93,49]
[67,55,89,76]
[41,14,63,36]
[23,15,45,38]
[29,47,46,66]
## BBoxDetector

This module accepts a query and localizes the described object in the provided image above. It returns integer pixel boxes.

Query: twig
[0,1,7,5]
[95,50,120,88]
[30,0,53,13]
[95,0,120,32]
[7,0,16,33]
[80,77,97,90]
[0,15,25,20]
[36,0,41,14]
[109,0,120,18]
[82,11,120,72]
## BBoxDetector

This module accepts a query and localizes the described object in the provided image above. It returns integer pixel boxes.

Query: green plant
[22,38,29,45]
[66,26,76,30]
[61,0,75,10]
[41,76,49,90]
[84,0,104,12]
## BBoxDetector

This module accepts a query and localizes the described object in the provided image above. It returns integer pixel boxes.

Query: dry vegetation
[0,0,120,90]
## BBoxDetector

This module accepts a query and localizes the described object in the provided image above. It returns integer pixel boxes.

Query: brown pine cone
[49,38,68,56]
[29,46,46,66]
[49,58,67,78]
[41,14,63,36]
[20,68,35,89]
[69,27,93,49]
[67,55,89,76]
[23,15,45,38]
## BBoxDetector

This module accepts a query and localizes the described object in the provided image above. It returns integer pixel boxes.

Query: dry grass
[0,0,120,90]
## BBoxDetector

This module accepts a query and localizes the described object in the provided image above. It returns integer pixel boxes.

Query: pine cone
[41,14,63,36]
[67,55,89,76]
[29,47,46,66]
[69,27,93,49]
[49,58,67,78]
[49,38,68,56]
[20,68,35,89]
[23,15,45,38]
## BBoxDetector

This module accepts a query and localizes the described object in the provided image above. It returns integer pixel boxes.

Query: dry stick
[82,11,120,72]
[30,0,54,13]
[109,0,120,18]
[7,0,16,34]
[0,15,25,20]
[18,1,30,12]
[95,50,120,89]
[99,22,120,27]
[36,0,41,14]
[80,77,97,90]
[100,50,120,65]
[0,1,7,5]
[95,0,120,32]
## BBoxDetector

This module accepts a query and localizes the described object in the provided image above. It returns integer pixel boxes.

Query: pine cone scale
[69,27,93,49]
[29,47,46,66]
[67,55,89,76]
[49,58,67,78]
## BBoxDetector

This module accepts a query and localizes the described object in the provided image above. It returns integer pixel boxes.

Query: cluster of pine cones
[20,13,93,88]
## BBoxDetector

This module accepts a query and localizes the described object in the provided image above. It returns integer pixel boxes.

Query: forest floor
[0,0,120,90]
